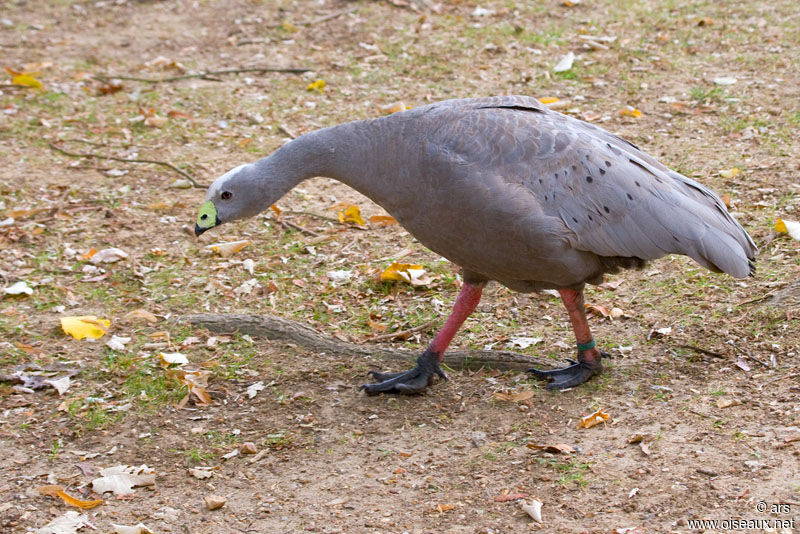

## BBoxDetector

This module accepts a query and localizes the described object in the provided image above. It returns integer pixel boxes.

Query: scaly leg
[529,287,607,389]
[360,281,485,395]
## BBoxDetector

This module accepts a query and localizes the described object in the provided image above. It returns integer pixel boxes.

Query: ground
[1,0,799,532]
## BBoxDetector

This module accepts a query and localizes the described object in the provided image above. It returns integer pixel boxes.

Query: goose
[194,96,756,393]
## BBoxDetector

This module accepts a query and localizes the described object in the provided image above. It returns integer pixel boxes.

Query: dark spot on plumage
[604,206,610,214]
[539,178,543,184]
[605,160,612,167]
[626,193,633,200]
[599,168,606,175]
[673,236,680,242]
[586,176,593,183]
[572,165,577,171]
[588,214,593,221]
[635,181,641,187]
[554,173,559,179]
[572,216,578,223]
[544,194,548,201]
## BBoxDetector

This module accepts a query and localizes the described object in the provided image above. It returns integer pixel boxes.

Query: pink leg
[528,287,604,389]
[557,288,602,366]
[361,281,485,395]
[428,281,485,358]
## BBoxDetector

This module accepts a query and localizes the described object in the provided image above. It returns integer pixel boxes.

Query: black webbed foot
[528,351,609,390]
[360,349,446,395]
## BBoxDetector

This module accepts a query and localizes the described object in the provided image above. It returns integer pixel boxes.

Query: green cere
[196,200,217,231]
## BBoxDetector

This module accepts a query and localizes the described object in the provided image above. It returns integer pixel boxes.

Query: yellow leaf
[338,205,365,225]
[81,248,98,260]
[379,101,406,114]
[538,96,559,104]
[578,408,610,429]
[380,262,424,282]
[237,137,253,148]
[618,106,642,118]
[60,316,111,340]
[269,204,282,216]
[11,73,42,89]
[280,19,298,32]
[206,240,250,257]
[56,490,104,510]
[775,218,800,240]
[306,79,326,92]
[369,214,398,226]
[718,167,740,179]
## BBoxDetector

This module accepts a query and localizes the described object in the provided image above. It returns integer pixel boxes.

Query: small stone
[204,494,226,510]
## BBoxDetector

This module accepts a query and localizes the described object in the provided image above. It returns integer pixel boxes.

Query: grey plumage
[196,95,758,392]
[200,95,756,289]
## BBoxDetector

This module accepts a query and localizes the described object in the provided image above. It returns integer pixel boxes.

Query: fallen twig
[367,320,437,342]
[277,124,298,139]
[282,210,339,223]
[678,344,725,359]
[94,66,311,84]
[279,220,320,237]
[298,7,356,26]
[184,313,547,371]
[48,142,207,188]
[758,373,800,391]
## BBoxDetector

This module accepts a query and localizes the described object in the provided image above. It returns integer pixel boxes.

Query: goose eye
[221,191,232,200]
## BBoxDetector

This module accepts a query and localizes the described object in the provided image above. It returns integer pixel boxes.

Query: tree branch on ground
[48,142,207,188]
[93,66,312,84]
[185,313,551,371]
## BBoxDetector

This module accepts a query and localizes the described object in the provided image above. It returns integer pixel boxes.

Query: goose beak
[195,200,220,236]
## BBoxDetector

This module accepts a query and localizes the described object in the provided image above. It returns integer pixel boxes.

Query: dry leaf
[55,490,104,510]
[89,247,128,265]
[379,262,434,286]
[3,280,33,295]
[521,499,543,523]
[379,101,406,114]
[33,511,92,534]
[538,96,559,104]
[493,389,535,402]
[578,408,610,429]
[434,503,455,513]
[586,303,611,318]
[338,205,365,225]
[159,352,189,366]
[369,214,398,226]
[37,485,65,497]
[526,443,575,454]
[144,115,167,128]
[60,316,110,340]
[306,79,326,92]
[718,167,740,179]
[124,309,158,323]
[494,492,528,502]
[92,465,155,496]
[206,240,250,257]
[112,524,154,534]
[45,376,72,396]
[190,467,214,480]
[553,51,575,72]
[618,106,643,117]
[775,219,800,241]
[10,72,43,89]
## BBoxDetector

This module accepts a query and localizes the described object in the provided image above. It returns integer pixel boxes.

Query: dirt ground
[1,0,799,532]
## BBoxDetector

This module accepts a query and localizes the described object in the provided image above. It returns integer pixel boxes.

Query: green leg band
[577,340,596,351]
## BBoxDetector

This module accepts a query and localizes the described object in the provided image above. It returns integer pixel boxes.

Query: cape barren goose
[195,96,757,393]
